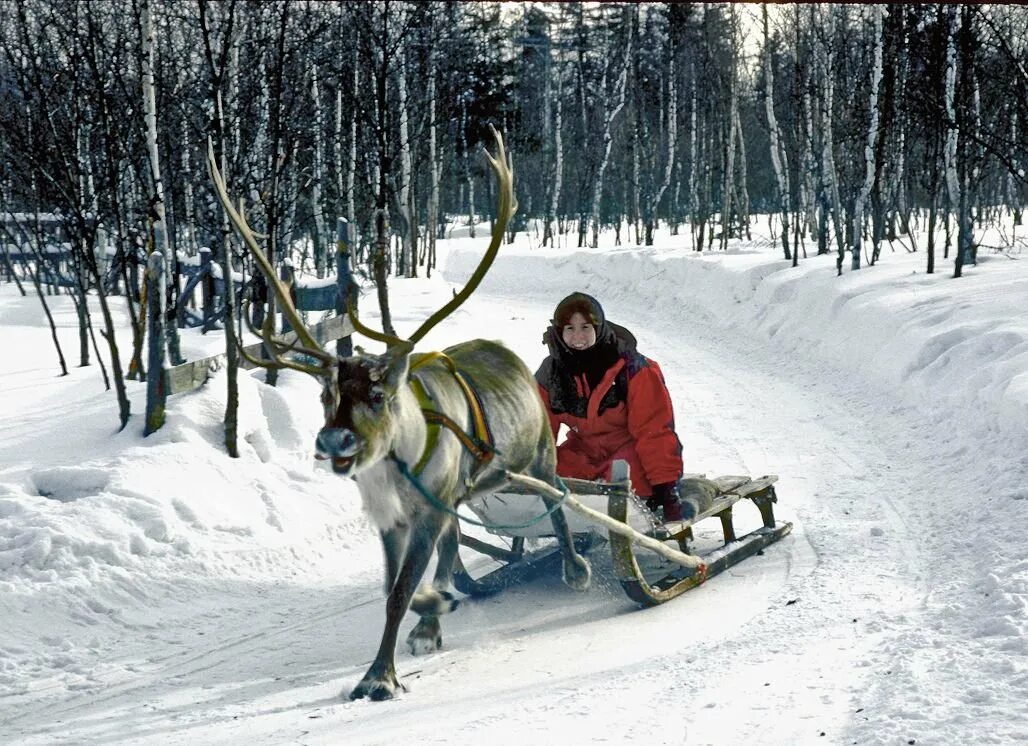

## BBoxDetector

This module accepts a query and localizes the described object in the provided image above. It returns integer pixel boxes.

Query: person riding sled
[535,292,687,522]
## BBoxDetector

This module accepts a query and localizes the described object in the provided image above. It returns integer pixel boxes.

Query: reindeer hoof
[348,673,406,701]
[563,555,592,591]
[407,616,443,656]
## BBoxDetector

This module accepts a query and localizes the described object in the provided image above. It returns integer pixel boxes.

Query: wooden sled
[454,461,792,606]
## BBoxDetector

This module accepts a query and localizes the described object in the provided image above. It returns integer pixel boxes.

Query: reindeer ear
[380,342,413,396]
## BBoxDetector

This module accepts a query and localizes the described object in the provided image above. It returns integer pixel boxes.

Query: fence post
[144,252,167,435]
[95,225,108,280]
[129,241,141,301]
[336,217,354,358]
[200,247,214,333]
[279,262,296,334]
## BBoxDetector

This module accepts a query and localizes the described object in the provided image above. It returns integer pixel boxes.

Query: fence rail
[164,313,353,396]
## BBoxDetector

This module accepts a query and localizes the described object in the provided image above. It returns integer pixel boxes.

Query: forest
[0,2,1025,437]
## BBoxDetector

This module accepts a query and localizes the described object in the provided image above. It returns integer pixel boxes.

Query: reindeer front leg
[349,519,442,701]
[379,524,408,594]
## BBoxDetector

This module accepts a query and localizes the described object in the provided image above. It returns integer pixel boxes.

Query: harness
[390,350,570,531]
[407,351,495,476]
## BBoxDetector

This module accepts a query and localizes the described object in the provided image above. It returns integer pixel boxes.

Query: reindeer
[207,128,591,701]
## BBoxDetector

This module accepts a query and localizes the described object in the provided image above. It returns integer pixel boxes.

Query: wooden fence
[144,218,357,433]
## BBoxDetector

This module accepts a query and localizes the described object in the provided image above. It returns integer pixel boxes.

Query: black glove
[650,482,684,522]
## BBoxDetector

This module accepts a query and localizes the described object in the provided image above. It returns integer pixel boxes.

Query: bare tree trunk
[347,50,357,229]
[427,44,439,275]
[588,7,632,249]
[953,4,976,278]
[763,3,791,261]
[850,6,884,272]
[311,64,327,277]
[817,7,845,273]
[720,32,738,252]
[460,95,475,239]
[140,0,181,365]
[397,40,414,277]
[688,64,698,251]
[943,5,961,275]
[198,0,240,455]
[544,58,564,248]
[646,45,676,247]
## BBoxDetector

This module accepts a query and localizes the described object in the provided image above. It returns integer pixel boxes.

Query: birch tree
[763,4,792,261]
[586,6,632,249]
[198,0,241,456]
[140,0,182,363]
[310,64,327,277]
[644,7,677,247]
[849,5,884,272]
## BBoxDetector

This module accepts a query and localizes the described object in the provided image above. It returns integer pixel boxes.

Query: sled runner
[454,461,792,606]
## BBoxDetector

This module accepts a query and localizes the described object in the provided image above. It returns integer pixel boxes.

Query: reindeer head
[315,345,411,476]
[207,126,515,478]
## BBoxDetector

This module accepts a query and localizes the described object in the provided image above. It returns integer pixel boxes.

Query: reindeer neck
[388,384,427,468]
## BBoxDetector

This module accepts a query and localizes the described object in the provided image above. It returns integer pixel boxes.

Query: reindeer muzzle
[315,428,361,475]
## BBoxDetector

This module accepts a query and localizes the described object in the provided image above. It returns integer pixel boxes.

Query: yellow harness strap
[408,352,495,476]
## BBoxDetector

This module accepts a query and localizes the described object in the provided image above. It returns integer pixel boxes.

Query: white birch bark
[139,0,180,362]
[800,30,818,242]
[397,42,413,276]
[817,6,845,268]
[588,14,631,249]
[427,44,439,271]
[943,5,960,238]
[334,78,343,225]
[647,53,676,246]
[763,3,791,260]
[688,64,698,250]
[347,51,357,230]
[851,6,884,271]
[311,65,327,276]
[720,35,738,252]
[180,116,197,256]
[544,61,564,247]
[733,98,750,241]
[723,5,740,253]
[460,97,475,238]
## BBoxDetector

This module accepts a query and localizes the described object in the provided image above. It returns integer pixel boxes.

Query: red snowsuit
[537,352,682,498]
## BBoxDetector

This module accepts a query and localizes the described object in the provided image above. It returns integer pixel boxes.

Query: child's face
[562,312,597,351]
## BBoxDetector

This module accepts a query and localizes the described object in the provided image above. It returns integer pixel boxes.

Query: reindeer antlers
[348,124,517,349]
[206,139,336,376]
[208,125,516,366]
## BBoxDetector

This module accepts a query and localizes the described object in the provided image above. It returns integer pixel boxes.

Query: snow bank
[445,233,1028,446]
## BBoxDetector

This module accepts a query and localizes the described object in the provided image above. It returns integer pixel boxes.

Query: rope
[390,454,570,531]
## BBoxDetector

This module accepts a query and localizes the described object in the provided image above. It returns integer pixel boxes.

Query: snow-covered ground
[1,219,1025,745]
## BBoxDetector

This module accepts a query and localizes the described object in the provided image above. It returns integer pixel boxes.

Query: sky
[1,214,1026,745]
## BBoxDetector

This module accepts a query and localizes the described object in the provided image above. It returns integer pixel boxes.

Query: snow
[1,218,1026,745]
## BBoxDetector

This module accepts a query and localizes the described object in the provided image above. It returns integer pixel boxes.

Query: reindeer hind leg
[408,518,460,656]
[529,432,592,592]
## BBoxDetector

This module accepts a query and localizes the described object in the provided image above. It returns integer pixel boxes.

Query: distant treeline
[1,2,1026,284]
